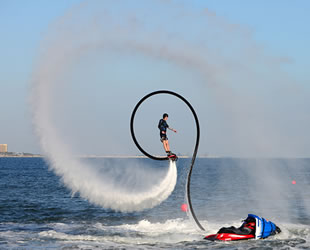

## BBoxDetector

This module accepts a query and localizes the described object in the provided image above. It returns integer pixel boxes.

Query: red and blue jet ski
[204,214,281,241]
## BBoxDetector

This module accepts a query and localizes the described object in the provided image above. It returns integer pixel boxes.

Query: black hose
[130,90,205,231]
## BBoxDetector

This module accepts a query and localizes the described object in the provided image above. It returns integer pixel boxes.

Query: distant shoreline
[0,154,190,158]
[1,154,307,159]
[0,153,43,158]
[0,154,218,159]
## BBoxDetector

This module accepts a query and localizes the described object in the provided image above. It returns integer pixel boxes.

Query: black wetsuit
[158,119,169,141]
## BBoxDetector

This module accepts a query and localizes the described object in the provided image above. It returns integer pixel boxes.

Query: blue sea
[1,157,310,249]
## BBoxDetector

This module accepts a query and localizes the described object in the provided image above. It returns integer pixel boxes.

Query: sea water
[0,157,309,249]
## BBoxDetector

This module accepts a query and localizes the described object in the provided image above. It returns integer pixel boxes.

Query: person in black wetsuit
[217,217,256,236]
[158,113,177,156]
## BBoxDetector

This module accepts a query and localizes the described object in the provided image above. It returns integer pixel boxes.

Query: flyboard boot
[167,151,178,161]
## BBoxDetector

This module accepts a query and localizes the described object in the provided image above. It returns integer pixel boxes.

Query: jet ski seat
[217,217,256,236]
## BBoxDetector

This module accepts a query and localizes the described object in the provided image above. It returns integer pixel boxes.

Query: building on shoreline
[0,144,8,153]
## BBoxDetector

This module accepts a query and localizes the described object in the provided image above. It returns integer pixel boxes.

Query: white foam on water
[37,219,205,245]
[2,220,310,249]
[35,220,310,248]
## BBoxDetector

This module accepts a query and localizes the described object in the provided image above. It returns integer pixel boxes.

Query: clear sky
[1,0,309,157]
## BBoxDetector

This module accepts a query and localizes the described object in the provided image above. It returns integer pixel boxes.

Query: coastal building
[0,144,8,153]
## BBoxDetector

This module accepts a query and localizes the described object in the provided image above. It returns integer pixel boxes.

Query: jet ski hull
[204,233,255,241]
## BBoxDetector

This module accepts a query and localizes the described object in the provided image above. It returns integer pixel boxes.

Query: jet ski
[204,214,281,241]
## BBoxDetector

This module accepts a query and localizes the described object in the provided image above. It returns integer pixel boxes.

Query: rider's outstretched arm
[168,127,177,133]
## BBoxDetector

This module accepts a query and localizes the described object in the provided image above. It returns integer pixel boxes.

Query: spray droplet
[181,203,188,212]
[292,180,296,185]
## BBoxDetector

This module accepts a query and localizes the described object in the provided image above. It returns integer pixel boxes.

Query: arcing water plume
[31,0,310,217]
[32,73,177,212]
[30,1,182,212]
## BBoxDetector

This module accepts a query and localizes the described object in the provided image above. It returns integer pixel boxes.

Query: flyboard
[168,154,178,161]
[130,90,205,231]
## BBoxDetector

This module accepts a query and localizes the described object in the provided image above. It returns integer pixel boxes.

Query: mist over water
[31,0,310,221]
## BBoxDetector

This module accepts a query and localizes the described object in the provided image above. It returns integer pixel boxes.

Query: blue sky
[192,0,310,82]
[0,0,80,152]
[1,0,309,156]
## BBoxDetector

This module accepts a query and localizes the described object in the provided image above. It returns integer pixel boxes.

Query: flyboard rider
[158,113,177,159]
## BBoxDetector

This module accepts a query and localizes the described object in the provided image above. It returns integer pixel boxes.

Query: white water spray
[30,2,182,212]
[31,0,310,218]
[32,74,177,211]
